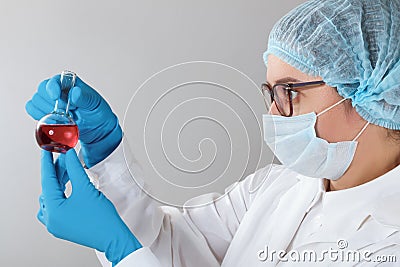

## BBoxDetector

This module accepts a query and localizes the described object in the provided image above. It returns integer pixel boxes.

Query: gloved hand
[38,149,142,266]
[25,74,122,167]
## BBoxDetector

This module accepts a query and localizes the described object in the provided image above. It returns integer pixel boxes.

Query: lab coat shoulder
[148,163,292,266]
[371,192,400,230]
[181,162,290,222]
[179,162,300,238]
[113,163,297,267]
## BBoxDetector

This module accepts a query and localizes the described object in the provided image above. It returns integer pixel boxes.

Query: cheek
[315,109,356,142]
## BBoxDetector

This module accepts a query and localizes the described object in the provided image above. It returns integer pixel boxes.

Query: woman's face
[266,54,366,143]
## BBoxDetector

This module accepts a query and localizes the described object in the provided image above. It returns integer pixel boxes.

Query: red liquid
[36,124,79,153]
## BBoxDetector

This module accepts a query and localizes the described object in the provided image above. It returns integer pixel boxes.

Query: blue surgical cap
[263,0,400,130]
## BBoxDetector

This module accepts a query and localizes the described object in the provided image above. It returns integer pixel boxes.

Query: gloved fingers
[46,74,62,101]
[37,209,46,226]
[69,86,101,111]
[55,153,69,190]
[65,149,93,193]
[70,77,102,110]
[37,79,50,98]
[25,100,48,120]
[36,79,57,108]
[37,194,47,226]
[41,150,66,202]
[25,79,55,120]
[31,92,55,113]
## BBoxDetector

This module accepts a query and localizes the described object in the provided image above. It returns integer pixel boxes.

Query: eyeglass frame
[261,80,325,117]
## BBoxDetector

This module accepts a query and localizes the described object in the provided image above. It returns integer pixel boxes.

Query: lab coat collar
[304,178,327,213]
[304,165,400,236]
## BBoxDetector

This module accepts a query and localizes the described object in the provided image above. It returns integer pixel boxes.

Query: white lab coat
[83,138,400,266]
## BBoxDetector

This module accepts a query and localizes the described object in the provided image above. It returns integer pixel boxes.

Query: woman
[26,0,400,266]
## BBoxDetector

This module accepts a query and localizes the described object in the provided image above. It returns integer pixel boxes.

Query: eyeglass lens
[273,85,291,116]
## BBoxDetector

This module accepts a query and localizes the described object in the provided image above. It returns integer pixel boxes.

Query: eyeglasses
[261,80,325,117]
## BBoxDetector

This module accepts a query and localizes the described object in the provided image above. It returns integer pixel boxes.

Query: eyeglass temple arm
[289,80,325,88]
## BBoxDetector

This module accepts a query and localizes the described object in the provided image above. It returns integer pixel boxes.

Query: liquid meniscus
[36,124,79,153]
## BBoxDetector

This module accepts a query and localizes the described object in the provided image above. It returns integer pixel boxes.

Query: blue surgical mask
[263,99,369,180]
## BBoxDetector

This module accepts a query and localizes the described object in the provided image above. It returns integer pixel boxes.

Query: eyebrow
[274,77,302,84]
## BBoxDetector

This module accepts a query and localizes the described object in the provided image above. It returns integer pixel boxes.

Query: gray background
[0,0,305,266]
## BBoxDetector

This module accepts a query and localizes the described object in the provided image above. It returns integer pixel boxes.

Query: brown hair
[387,129,400,143]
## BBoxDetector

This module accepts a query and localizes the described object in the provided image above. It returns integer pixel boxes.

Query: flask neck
[53,100,72,117]
[53,70,76,116]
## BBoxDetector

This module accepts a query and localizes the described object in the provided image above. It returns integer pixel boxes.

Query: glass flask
[35,70,79,153]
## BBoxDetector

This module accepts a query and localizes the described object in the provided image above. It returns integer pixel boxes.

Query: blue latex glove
[38,149,142,266]
[25,74,122,167]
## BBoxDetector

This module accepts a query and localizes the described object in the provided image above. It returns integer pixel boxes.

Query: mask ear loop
[352,121,370,141]
[314,97,369,141]
[316,98,348,117]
